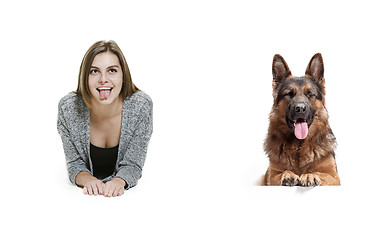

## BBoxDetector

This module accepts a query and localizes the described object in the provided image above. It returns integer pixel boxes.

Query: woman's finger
[107,185,115,197]
[87,185,93,195]
[117,187,124,197]
[83,186,88,195]
[91,184,98,196]
[112,186,120,197]
[98,182,105,195]
[104,184,112,197]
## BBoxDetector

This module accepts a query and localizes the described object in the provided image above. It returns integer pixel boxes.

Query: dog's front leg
[299,172,340,186]
[265,168,300,186]
[299,156,340,186]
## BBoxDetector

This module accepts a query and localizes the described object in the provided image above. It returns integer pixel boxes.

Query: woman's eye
[109,68,117,73]
[90,69,99,74]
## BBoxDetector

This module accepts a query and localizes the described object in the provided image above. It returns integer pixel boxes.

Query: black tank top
[90,143,119,180]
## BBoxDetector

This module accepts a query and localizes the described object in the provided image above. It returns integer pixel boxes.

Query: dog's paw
[281,171,300,186]
[299,173,321,187]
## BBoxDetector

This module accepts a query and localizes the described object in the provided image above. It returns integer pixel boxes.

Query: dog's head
[271,53,326,140]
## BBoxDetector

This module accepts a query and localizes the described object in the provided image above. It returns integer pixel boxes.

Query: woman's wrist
[113,177,126,186]
[75,171,97,187]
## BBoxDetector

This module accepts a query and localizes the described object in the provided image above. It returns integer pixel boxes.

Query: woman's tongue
[99,89,111,100]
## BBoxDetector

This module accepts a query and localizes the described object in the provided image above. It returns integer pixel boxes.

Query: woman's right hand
[76,171,105,196]
[83,179,105,196]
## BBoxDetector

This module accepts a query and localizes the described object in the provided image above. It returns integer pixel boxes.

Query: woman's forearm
[75,171,98,187]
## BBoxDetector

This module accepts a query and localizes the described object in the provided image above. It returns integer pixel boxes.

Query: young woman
[57,40,153,197]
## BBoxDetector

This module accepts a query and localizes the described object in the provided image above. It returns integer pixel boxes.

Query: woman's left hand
[104,177,126,197]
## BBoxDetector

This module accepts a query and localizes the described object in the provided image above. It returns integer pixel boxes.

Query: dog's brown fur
[264,53,340,186]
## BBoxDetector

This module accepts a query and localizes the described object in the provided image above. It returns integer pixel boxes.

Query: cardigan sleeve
[57,102,91,185]
[115,100,153,189]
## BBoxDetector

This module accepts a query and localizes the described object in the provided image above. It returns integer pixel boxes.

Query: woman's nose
[98,72,109,83]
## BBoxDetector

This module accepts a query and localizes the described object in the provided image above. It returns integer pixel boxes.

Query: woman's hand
[104,178,126,197]
[76,171,105,196]
[83,179,105,196]
[75,172,125,197]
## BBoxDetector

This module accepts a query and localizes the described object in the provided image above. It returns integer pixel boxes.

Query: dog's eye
[306,91,315,98]
[285,91,294,98]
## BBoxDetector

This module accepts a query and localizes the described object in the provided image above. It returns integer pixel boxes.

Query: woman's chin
[92,95,120,106]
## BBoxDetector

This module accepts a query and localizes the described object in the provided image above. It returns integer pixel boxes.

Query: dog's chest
[279,143,315,173]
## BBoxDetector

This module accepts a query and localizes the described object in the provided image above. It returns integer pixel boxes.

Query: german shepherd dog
[264,53,340,186]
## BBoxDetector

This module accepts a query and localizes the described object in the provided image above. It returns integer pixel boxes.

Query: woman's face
[88,51,123,106]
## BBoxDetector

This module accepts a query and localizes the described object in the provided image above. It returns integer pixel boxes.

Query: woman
[57,40,153,197]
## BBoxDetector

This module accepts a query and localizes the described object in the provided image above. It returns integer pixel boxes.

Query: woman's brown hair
[76,40,139,108]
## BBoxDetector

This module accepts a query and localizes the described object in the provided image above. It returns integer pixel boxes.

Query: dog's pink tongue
[99,90,111,100]
[295,122,308,139]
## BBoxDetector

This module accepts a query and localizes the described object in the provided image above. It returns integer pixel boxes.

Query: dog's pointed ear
[306,53,324,83]
[272,54,291,90]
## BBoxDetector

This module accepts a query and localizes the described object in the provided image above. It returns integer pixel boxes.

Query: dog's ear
[272,54,291,90]
[306,53,324,84]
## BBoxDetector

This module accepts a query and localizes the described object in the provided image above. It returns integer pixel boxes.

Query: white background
[1,0,385,239]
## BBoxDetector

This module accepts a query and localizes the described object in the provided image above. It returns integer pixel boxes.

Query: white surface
[1,0,385,239]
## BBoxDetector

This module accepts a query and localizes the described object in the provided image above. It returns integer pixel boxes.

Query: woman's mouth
[97,87,113,100]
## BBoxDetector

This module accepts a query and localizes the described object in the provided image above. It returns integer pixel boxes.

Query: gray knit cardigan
[57,91,153,189]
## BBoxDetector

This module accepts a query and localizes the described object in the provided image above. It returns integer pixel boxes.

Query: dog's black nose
[295,103,307,113]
